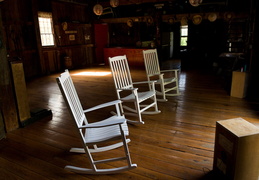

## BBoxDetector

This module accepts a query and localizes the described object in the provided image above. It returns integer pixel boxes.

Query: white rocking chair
[56,70,137,174]
[109,55,160,124]
[143,49,180,102]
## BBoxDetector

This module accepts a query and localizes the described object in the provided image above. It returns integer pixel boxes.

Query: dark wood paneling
[52,1,89,23]
[59,45,94,69]
[42,49,61,74]
[0,9,19,132]
[41,45,94,73]
[55,23,92,47]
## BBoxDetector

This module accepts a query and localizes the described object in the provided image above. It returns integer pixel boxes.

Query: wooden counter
[104,47,148,67]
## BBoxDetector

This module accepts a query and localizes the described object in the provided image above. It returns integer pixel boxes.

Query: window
[180,25,188,46]
[38,12,55,46]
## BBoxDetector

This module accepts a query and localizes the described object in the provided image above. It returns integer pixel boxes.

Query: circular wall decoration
[110,0,119,8]
[127,19,133,27]
[189,0,203,7]
[168,18,175,24]
[192,15,202,25]
[62,22,68,31]
[93,4,103,16]
[146,17,153,26]
[208,13,217,22]
[224,12,234,21]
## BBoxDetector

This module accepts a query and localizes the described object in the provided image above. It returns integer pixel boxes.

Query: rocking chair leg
[134,101,143,124]
[160,83,167,101]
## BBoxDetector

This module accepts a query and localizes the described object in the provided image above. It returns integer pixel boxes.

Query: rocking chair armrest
[160,69,179,73]
[133,80,157,85]
[83,100,122,113]
[79,118,126,129]
[158,73,164,78]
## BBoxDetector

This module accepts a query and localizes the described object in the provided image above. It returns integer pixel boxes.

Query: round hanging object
[110,0,119,7]
[224,12,234,21]
[93,4,103,15]
[208,13,217,22]
[146,17,153,26]
[192,14,202,25]
[189,0,203,7]
[168,18,175,24]
[127,19,133,27]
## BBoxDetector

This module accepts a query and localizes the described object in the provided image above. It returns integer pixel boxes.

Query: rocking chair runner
[143,49,180,101]
[56,70,137,174]
[109,55,160,124]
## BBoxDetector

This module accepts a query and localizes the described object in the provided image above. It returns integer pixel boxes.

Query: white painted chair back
[56,70,137,174]
[57,69,87,130]
[144,49,161,76]
[109,55,133,90]
[109,55,160,124]
[143,49,180,101]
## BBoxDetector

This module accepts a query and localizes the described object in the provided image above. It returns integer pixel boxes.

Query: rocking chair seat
[121,90,155,102]
[83,117,128,144]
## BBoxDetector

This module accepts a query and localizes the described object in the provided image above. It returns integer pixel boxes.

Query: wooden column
[0,109,5,140]
[0,9,19,132]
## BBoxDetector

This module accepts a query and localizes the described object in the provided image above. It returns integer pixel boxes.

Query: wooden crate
[230,71,248,98]
[213,118,259,180]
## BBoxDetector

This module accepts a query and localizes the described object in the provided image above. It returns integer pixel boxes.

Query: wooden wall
[2,0,40,78]
[0,8,19,133]
[1,0,95,79]
[0,0,95,132]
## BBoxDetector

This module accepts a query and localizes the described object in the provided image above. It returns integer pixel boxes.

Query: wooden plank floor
[1,62,259,179]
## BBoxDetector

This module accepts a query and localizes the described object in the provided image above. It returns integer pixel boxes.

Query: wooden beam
[99,12,249,24]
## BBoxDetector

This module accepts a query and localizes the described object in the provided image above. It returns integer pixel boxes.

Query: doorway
[94,24,108,65]
[161,32,174,60]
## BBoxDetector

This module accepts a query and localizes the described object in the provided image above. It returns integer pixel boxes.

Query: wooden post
[0,9,19,132]
[0,109,5,140]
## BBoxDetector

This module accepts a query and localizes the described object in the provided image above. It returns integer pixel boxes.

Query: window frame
[180,25,188,47]
[38,12,55,47]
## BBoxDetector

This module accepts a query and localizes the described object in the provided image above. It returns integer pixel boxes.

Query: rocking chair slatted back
[109,55,161,124]
[143,49,180,101]
[143,49,161,76]
[109,55,133,90]
[57,70,87,128]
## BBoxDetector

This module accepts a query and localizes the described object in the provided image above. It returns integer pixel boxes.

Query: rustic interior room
[0,0,259,179]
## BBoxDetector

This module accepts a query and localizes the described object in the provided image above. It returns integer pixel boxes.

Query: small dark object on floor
[20,109,52,127]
